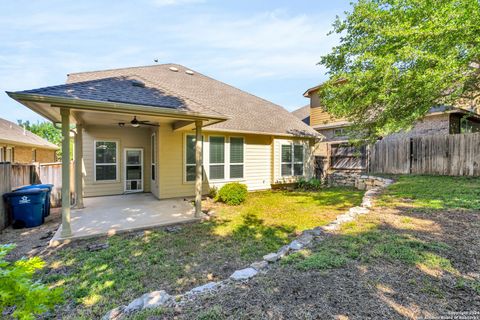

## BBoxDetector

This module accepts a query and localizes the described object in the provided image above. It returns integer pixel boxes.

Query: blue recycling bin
[14,184,53,217]
[3,188,48,228]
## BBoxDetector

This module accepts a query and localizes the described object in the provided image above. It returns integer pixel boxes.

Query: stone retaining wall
[102,176,395,320]
[328,172,392,191]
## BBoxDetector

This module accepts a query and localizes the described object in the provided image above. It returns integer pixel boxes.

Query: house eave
[6,92,230,125]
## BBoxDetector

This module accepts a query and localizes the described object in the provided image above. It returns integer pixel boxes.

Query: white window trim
[183,133,204,184]
[5,147,14,163]
[151,133,157,183]
[208,135,226,181]
[124,148,144,193]
[94,140,119,183]
[293,144,304,176]
[228,136,245,180]
[280,143,305,178]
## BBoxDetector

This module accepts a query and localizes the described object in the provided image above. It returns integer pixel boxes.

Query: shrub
[0,244,63,320]
[216,182,248,205]
[208,186,218,199]
[297,178,322,191]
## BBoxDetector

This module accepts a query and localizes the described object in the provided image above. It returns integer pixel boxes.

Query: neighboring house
[8,63,318,236]
[296,84,480,158]
[0,117,58,163]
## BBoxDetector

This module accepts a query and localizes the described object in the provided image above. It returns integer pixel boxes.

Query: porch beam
[74,123,84,209]
[60,108,72,237]
[172,120,194,131]
[194,120,203,218]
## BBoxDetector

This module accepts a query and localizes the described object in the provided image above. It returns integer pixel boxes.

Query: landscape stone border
[102,176,394,320]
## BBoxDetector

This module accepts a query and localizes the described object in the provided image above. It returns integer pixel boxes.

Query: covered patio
[50,193,198,245]
[8,75,228,243]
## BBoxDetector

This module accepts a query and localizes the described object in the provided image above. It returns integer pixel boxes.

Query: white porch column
[194,120,203,217]
[74,123,84,209]
[60,108,72,237]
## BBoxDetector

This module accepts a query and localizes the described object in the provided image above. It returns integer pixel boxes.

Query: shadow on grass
[39,211,299,319]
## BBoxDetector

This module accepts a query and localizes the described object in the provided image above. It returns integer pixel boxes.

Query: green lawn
[41,188,363,319]
[284,175,480,299]
[377,175,480,210]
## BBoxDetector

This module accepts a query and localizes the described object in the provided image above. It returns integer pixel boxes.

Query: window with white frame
[5,147,13,163]
[95,141,118,181]
[281,143,304,177]
[230,137,244,179]
[151,133,156,181]
[185,135,204,182]
[209,136,225,180]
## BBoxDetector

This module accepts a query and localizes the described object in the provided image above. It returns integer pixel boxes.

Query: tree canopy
[319,0,480,141]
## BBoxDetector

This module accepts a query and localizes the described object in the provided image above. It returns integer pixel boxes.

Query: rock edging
[102,177,394,320]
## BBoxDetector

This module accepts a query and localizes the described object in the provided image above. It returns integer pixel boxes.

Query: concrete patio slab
[50,193,198,246]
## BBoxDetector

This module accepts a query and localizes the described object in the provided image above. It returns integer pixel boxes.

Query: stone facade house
[0,117,58,163]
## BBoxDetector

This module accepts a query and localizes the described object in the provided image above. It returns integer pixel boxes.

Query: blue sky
[0,0,351,123]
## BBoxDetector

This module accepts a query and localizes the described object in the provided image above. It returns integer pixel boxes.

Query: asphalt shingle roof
[64,64,319,137]
[0,118,58,150]
[291,105,310,125]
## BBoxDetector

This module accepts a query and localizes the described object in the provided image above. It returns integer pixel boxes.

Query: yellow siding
[157,129,273,199]
[309,90,345,127]
[83,126,152,197]
[82,124,315,198]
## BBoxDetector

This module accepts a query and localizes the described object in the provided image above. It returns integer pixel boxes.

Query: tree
[318,0,480,142]
[0,244,63,319]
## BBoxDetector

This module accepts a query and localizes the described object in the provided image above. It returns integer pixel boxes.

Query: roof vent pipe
[169,67,179,72]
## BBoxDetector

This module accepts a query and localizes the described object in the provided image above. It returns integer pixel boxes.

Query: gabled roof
[0,118,58,150]
[64,64,319,137]
[291,105,310,125]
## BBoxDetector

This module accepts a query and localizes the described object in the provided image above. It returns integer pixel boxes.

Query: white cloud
[161,9,337,80]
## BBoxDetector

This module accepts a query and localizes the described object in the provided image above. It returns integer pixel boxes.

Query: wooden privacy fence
[0,162,74,230]
[369,133,480,176]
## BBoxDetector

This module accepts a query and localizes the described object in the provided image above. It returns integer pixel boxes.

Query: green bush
[208,185,218,199]
[297,178,322,191]
[216,182,248,205]
[0,244,63,320]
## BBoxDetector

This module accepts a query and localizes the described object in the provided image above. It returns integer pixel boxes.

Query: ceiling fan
[118,116,158,128]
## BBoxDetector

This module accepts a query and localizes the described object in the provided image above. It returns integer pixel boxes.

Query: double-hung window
[209,136,225,180]
[95,141,118,181]
[185,135,204,182]
[151,134,156,181]
[229,137,244,179]
[281,143,304,177]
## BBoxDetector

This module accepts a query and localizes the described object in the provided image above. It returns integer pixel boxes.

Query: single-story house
[297,84,480,158]
[0,117,58,163]
[7,63,319,238]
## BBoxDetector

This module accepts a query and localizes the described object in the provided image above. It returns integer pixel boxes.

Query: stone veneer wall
[328,171,390,191]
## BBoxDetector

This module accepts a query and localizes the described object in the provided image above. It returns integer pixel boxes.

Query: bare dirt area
[0,208,61,260]
[157,206,480,320]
